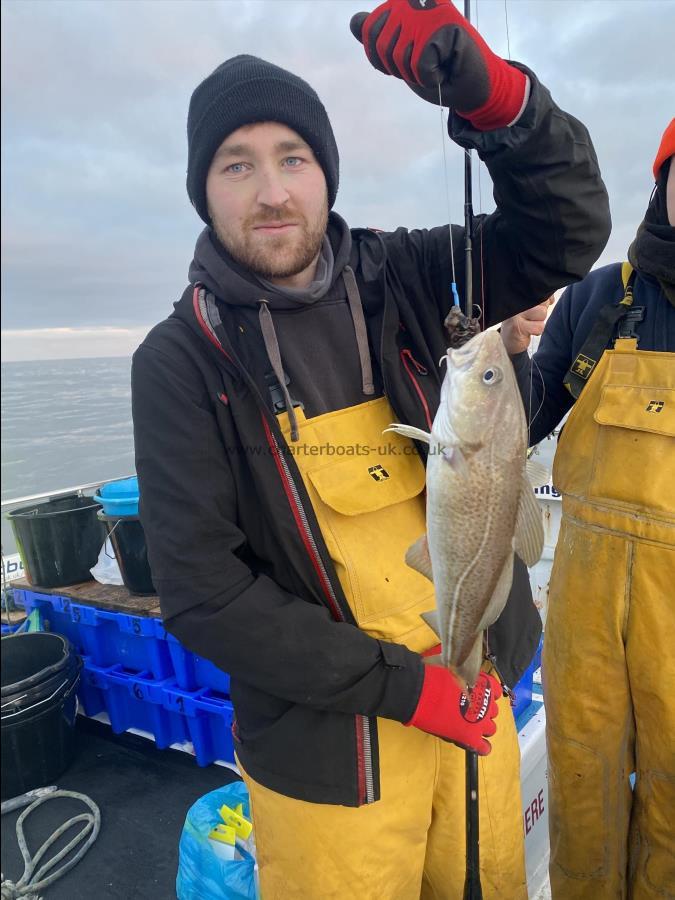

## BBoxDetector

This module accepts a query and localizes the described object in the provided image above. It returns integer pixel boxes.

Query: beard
[210,196,329,281]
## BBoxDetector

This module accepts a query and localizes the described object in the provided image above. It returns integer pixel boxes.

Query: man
[132,1,610,896]
[501,119,675,899]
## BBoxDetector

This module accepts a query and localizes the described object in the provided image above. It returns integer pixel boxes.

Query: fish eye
[482,367,503,385]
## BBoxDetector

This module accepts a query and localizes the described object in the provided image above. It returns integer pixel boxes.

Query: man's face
[206,122,329,286]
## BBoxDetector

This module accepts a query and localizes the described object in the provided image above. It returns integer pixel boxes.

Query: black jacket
[132,69,610,806]
[512,264,675,445]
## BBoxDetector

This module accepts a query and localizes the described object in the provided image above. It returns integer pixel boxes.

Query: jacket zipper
[260,415,346,623]
[400,349,433,430]
[194,285,375,805]
[261,415,375,805]
[361,717,375,803]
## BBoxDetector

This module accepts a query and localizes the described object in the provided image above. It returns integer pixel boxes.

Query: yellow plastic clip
[208,824,237,845]
[219,803,253,840]
[619,261,635,307]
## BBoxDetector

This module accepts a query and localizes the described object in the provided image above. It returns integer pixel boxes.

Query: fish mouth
[448,330,505,371]
[448,341,479,369]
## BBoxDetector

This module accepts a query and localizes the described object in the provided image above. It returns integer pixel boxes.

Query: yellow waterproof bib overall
[544,339,675,899]
[238,397,527,900]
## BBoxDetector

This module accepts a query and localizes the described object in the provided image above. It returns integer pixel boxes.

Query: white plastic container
[518,694,549,899]
[534,489,562,551]
[528,544,555,625]
[528,428,563,625]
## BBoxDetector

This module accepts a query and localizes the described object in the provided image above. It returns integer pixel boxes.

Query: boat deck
[3,579,553,898]
[1,717,240,899]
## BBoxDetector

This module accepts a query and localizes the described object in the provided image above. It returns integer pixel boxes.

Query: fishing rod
[462,1,481,896]
[464,749,482,899]
[462,3,474,325]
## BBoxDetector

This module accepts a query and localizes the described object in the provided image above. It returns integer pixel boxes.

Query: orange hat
[653,118,675,180]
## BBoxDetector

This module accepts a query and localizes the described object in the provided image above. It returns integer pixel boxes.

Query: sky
[2,0,673,361]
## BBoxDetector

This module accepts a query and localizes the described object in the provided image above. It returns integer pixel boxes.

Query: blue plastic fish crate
[164,684,235,766]
[15,589,85,652]
[1,621,25,636]
[512,639,543,721]
[78,659,189,749]
[71,605,172,679]
[165,634,231,694]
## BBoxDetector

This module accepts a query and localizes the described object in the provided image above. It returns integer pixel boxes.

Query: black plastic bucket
[99,513,156,595]
[1,632,82,799]
[7,495,105,588]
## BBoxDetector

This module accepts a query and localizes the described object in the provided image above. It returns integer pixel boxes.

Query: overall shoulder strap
[620,261,634,290]
[563,264,637,400]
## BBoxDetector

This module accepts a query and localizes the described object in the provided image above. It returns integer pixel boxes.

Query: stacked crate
[13,585,545,772]
[12,587,234,766]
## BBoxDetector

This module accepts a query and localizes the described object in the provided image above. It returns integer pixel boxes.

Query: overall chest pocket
[305,448,435,636]
[590,384,675,515]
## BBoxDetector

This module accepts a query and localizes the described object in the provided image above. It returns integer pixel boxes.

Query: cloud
[1,325,152,362]
[2,0,673,359]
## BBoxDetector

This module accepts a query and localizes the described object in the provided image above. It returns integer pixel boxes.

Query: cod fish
[387,329,545,688]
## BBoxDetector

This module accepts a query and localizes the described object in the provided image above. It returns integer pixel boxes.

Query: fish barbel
[387,329,545,688]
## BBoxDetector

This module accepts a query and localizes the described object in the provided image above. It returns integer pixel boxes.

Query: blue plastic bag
[176,781,258,900]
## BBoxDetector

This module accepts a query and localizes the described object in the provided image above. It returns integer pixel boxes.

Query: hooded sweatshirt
[188,213,382,431]
[629,158,675,306]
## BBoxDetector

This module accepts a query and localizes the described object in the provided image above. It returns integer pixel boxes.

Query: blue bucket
[94,477,139,517]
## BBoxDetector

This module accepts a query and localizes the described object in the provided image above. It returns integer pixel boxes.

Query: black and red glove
[350,0,528,130]
[406,666,501,755]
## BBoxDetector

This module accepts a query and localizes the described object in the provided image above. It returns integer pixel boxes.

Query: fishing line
[518,307,537,446]
[498,0,543,450]
[503,0,549,449]
[485,0,543,449]
[526,339,548,431]
[438,83,461,308]
[474,0,485,325]
[514,302,549,446]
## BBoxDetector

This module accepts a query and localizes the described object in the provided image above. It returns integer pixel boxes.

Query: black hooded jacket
[132,69,610,806]
[511,158,675,444]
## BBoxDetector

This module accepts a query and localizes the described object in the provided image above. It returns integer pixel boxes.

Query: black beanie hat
[187,55,340,224]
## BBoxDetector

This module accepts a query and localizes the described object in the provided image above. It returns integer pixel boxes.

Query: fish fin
[514,477,545,566]
[477,554,514,631]
[525,458,550,488]
[441,444,469,474]
[456,635,485,690]
[384,423,431,444]
[421,608,441,638]
[405,534,434,581]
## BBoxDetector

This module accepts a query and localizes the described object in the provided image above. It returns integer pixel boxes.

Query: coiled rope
[1,790,100,900]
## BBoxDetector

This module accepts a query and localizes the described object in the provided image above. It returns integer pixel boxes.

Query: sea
[1,357,135,556]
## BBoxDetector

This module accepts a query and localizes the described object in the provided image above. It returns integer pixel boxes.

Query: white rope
[1,790,101,899]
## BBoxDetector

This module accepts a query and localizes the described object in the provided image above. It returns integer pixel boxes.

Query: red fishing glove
[350,0,528,130]
[406,667,501,754]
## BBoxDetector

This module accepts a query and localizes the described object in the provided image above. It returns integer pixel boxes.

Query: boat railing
[1,477,136,603]
[1,475,135,512]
